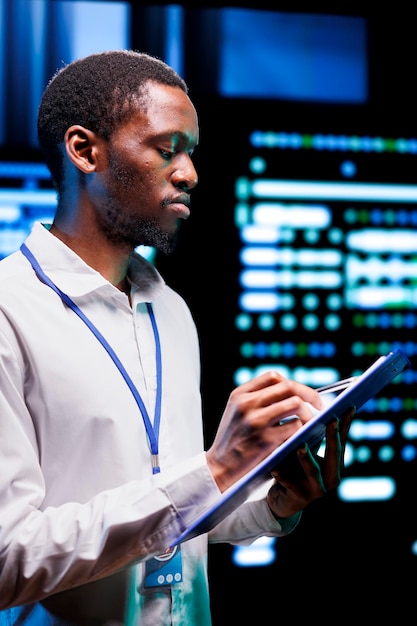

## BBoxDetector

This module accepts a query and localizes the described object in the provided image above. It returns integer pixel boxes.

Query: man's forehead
[134,85,199,142]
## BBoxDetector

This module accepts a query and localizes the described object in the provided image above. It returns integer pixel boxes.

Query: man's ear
[64,125,101,173]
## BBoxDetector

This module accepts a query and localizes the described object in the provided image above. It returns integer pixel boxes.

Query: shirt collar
[23,222,165,301]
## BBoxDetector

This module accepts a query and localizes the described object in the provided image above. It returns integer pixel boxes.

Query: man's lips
[167,195,191,219]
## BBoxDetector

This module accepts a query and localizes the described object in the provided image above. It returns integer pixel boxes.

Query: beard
[97,176,178,255]
[97,205,179,255]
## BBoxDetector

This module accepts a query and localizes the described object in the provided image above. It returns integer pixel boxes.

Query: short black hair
[37,50,188,189]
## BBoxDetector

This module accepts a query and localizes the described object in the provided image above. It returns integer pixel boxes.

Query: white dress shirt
[0,222,299,625]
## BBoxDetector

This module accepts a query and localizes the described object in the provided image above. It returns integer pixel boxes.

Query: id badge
[141,545,183,592]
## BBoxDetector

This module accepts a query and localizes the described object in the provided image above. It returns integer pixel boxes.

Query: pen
[316,376,360,395]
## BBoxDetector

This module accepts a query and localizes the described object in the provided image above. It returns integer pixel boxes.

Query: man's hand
[266,407,355,520]
[206,371,325,493]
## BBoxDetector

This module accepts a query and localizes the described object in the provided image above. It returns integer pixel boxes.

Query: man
[0,50,353,625]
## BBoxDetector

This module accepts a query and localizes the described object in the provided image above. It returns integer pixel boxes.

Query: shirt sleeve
[208,478,302,544]
[0,426,220,610]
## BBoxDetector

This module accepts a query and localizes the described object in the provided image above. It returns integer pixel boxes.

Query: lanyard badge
[142,545,183,592]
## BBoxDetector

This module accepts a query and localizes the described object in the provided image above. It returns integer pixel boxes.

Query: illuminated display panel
[220,128,417,567]
[0,162,56,258]
[233,132,417,444]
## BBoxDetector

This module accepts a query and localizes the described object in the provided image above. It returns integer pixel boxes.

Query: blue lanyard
[20,243,162,474]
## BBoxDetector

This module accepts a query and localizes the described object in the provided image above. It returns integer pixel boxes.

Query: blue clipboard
[173,349,411,546]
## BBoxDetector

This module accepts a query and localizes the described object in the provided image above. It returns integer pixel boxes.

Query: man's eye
[160,150,174,160]
[160,148,195,160]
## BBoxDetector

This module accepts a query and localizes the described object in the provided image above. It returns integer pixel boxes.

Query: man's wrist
[268,507,302,533]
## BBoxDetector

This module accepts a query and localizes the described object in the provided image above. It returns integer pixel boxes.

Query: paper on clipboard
[172,349,411,546]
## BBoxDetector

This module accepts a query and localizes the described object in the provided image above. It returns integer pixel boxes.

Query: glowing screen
[228,129,417,566]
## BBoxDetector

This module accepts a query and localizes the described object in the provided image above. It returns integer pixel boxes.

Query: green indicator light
[358,209,369,223]
[352,314,364,327]
[297,343,309,357]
